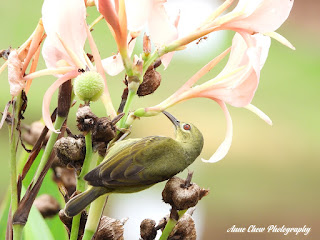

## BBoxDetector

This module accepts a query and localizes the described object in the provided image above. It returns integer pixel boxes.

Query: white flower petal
[245,104,273,125]
[202,101,233,163]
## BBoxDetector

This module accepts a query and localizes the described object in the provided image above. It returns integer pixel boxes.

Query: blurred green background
[0,0,319,239]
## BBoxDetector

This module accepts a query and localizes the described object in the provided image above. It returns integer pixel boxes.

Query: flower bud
[140,219,157,240]
[76,105,98,132]
[54,136,85,169]
[143,34,151,56]
[34,194,60,218]
[162,176,209,210]
[74,71,105,102]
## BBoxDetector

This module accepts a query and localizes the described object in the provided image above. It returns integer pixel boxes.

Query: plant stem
[9,94,23,240]
[118,89,136,129]
[142,51,160,75]
[12,224,24,240]
[70,132,93,240]
[78,132,93,189]
[159,209,187,240]
[32,116,66,184]
[82,194,109,240]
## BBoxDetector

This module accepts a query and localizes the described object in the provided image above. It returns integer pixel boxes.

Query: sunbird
[64,111,204,217]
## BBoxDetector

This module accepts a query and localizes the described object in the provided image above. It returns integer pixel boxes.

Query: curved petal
[148,1,178,46]
[42,0,87,68]
[202,100,233,163]
[101,36,136,76]
[200,64,258,107]
[126,0,151,32]
[148,1,179,69]
[197,33,270,107]
[223,0,294,33]
[264,31,295,50]
[245,104,273,125]
[42,70,80,133]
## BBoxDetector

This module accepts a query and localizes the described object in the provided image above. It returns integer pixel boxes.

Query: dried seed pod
[169,214,197,240]
[22,121,50,146]
[54,136,86,169]
[94,216,126,240]
[92,117,116,143]
[92,113,124,144]
[162,177,209,210]
[140,219,157,240]
[137,66,161,97]
[76,105,98,132]
[34,194,60,218]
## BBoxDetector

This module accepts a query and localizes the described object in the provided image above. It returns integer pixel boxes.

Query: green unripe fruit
[74,71,105,102]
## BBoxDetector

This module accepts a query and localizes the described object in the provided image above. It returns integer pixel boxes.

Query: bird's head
[163,111,204,152]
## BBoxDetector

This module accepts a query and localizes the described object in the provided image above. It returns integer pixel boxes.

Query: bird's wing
[84,136,184,188]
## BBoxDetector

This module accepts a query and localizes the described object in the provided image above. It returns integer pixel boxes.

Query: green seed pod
[74,71,105,102]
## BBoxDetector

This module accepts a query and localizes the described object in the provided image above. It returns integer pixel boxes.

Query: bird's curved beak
[163,111,180,128]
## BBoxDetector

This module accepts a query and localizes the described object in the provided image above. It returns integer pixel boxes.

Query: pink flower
[125,0,179,68]
[213,0,295,49]
[28,0,116,132]
[1,20,44,97]
[174,0,294,52]
[95,0,128,55]
[101,34,136,76]
[42,0,87,69]
[136,33,272,162]
[219,0,294,34]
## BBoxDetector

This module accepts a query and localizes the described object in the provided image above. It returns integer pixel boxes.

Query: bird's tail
[64,186,109,217]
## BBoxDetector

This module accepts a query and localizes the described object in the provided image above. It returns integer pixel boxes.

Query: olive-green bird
[64,111,204,217]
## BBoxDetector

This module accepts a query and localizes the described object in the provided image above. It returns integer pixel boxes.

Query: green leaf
[23,200,55,240]
[21,150,68,240]
[1,146,68,240]
[0,191,10,239]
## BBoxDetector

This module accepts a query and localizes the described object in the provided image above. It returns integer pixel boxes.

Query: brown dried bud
[137,66,161,97]
[59,209,87,237]
[140,219,157,240]
[94,216,126,240]
[34,194,60,218]
[143,34,151,56]
[92,117,116,143]
[162,177,209,210]
[22,121,50,146]
[169,214,196,240]
[54,136,86,169]
[76,105,98,132]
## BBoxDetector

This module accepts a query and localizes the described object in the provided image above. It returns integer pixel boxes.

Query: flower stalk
[159,209,187,240]
[9,93,23,240]
[70,132,93,240]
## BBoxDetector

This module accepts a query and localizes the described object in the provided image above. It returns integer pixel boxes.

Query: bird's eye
[183,124,191,131]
